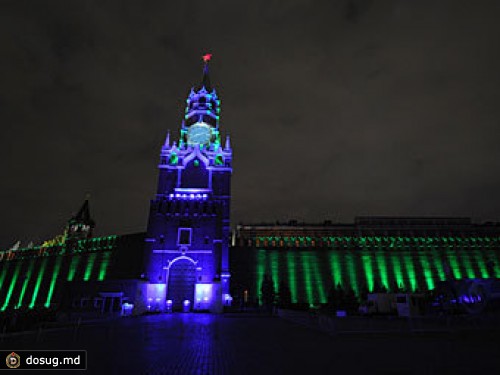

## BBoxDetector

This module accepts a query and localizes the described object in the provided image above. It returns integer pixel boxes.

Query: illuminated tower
[143,54,232,312]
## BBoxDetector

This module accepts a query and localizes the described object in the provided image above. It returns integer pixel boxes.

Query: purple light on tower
[143,54,232,312]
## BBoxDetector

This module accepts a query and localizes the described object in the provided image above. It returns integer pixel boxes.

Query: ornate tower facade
[143,55,232,312]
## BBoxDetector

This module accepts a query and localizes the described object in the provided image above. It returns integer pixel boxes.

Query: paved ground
[2,313,500,374]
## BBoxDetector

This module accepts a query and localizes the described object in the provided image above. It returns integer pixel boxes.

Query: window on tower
[215,155,224,166]
[169,153,178,165]
[177,228,192,246]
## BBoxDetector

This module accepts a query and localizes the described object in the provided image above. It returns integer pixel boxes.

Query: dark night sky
[1,1,500,248]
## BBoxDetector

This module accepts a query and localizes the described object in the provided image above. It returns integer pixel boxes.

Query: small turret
[200,53,212,91]
[164,131,170,147]
[66,198,95,241]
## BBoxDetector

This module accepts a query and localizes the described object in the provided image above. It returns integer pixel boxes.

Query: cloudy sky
[1,0,500,248]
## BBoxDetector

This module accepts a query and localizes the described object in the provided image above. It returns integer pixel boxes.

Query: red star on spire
[202,53,212,63]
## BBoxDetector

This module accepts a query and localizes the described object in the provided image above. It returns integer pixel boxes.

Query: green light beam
[301,253,314,306]
[2,262,21,310]
[329,251,342,287]
[346,253,359,296]
[98,252,111,281]
[475,250,489,278]
[390,253,404,290]
[375,252,389,289]
[431,247,446,281]
[270,251,279,292]
[256,250,266,304]
[17,259,35,308]
[45,256,63,308]
[448,253,462,280]
[286,252,298,303]
[0,263,11,291]
[362,254,374,292]
[311,254,326,303]
[403,254,417,292]
[461,251,476,279]
[488,250,500,278]
[419,254,435,290]
[67,255,81,281]
[29,258,48,309]
[83,253,97,281]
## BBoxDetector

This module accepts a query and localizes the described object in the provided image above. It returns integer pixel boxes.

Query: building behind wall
[230,217,500,307]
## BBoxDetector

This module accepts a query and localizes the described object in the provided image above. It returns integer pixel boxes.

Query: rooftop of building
[234,217,500,239]
[237,216,500,228]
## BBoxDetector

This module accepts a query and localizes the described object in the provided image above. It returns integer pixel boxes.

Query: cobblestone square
[2,313,500,374]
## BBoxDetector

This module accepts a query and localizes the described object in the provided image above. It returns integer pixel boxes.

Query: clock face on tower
[187,122,212,146]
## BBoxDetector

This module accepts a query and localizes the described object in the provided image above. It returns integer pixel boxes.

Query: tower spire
[164,130,170,147]
[66,197,95,241]
[71,198,94,226]
[201,53,212,90]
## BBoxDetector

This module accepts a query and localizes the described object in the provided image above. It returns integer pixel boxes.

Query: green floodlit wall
[232,236,500,306]
[0,236,118,311]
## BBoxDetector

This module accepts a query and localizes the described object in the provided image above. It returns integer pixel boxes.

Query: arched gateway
[166,258,196,311]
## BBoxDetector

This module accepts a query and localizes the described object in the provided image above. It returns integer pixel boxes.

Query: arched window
[169,153,178,165]
[215,155,224,166]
